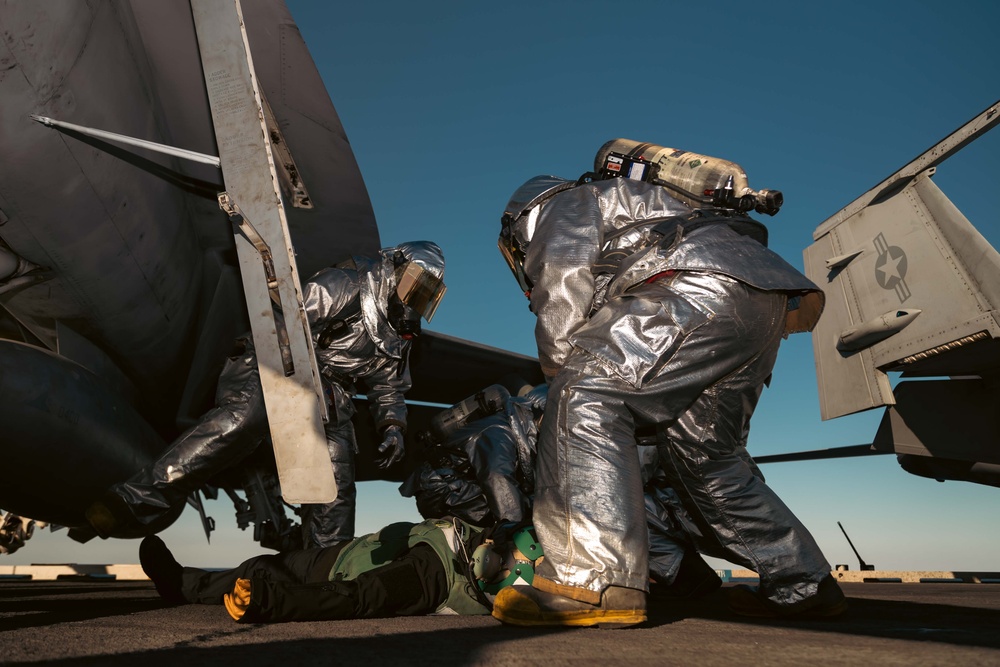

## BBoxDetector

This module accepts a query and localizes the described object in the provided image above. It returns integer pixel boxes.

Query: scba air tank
[426,384,511,444]
[594,139,783,216]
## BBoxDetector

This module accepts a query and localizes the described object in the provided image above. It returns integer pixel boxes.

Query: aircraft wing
[352,330,545,482]
[407,330,546,405]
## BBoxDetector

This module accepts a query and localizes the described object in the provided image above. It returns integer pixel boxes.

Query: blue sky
[9,0,998,572]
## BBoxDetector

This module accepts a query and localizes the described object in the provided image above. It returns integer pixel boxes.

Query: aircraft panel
[872,379,1000,464]
[806,170,1000,420]
[805,234,894,420]
[0,1,204,417]
[0,0,545,535]
[241,0,383,276]
[129,0,383,276]
[191,0,336,504]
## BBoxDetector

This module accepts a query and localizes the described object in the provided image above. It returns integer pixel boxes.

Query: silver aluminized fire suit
[301,241,445,547]
[638,443,698,584]
[500,175,829,608]
[100,242,444,549]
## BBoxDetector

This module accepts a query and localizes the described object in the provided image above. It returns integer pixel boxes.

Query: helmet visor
[396,262,447,322]
[497,235,532,296]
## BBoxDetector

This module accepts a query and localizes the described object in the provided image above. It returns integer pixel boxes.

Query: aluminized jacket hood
[503,175,579,222]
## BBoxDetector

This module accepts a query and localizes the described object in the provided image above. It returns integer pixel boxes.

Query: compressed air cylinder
[428,384,510,444]
[595,139,752,210]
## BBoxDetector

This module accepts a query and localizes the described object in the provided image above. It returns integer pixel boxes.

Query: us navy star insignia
[873,232,911,303]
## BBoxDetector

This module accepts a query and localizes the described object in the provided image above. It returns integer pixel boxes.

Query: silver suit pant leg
[646,276,830,607]
[114,350,267,525]
[301,418,358,548]
[533,360,651,596]
[657,433,831,606]
[644,481,701,583]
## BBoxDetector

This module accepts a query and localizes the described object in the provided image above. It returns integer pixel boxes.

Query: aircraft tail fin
[806,167,1000,420]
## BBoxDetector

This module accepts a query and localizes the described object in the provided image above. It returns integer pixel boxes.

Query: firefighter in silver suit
[492,155,843,626]
[87,242,445,551]
[399,383,547,527]
[301,240,446,547]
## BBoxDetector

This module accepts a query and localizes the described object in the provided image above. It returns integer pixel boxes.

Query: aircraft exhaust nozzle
[837,308,922,352]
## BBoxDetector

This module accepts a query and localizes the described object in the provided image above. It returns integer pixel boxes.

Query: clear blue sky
[9,0,998,572]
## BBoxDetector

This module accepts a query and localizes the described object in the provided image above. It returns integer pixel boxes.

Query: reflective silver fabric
[111,244,443,548]
[502,176,579,223]
[392,241,447,322]
[303,242,442,430]
[638,445,699,583]
[402,387,701,586]
[644,482,691,584]
[393,240,446,282]
[300,244,444,547]
[400,392,544,525]
[516,179,691,378]
[511,177,830,607]
[114,335,268,525]
[400,461,493,525]
[300,380,358,546]
[305,257,410,431]
[507,178,823,378]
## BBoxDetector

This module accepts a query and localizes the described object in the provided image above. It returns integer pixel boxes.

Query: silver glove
[376,425,406,469]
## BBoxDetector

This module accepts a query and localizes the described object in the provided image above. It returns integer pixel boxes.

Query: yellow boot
[492,584,646,628]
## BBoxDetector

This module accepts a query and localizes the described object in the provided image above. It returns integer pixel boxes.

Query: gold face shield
[395,262,447,322]
[498,228,532,297]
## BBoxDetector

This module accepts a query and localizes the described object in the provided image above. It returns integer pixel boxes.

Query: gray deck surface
[2,580,999,665]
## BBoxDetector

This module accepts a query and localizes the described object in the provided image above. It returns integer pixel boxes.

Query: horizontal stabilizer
[752,444,883,465]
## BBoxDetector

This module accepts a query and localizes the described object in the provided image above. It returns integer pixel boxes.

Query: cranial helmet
[384,241,447,338]
[471,524,545,595]
[519,383,548,413]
